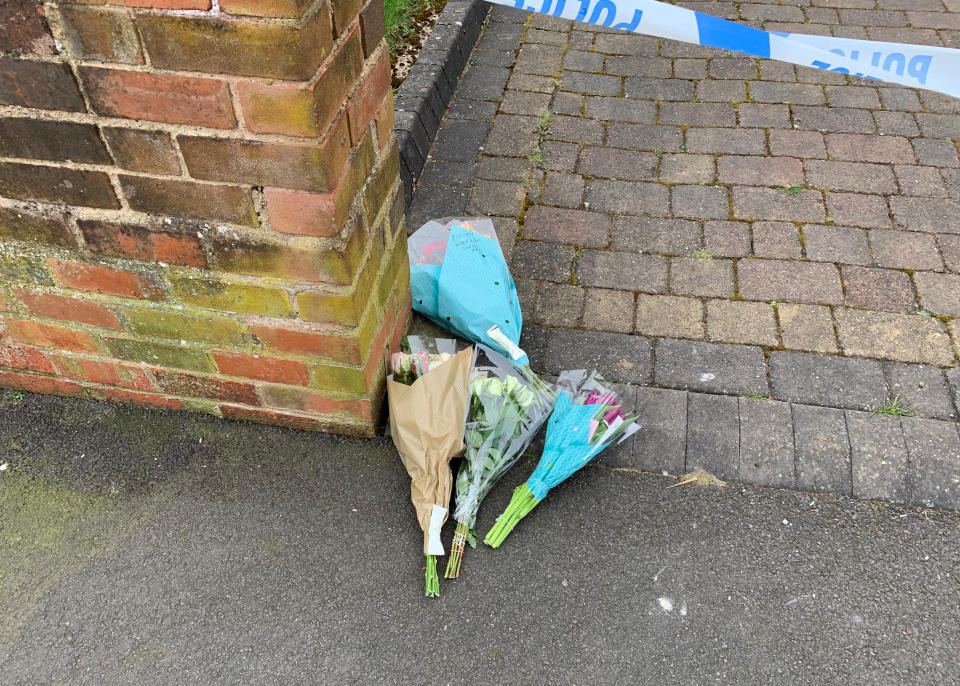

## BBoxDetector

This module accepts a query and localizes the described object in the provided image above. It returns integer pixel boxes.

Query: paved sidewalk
[405,2,960,509]
[2,391,960,684]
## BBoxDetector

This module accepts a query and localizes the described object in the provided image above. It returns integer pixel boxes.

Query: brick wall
[0,0,409,436]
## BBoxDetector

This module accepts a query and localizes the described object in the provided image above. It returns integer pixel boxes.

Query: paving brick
[704,221,752,257]
[709,57,759,79]
[884,363,957,420]
[540,328,652,384]
[771,351,886,410]
[405,185,468,229]
[577,147,657,181]
[847,411,909,503]
[447,98,498,121]
[914,272,960,316]
[578,251,668,293]
[514,43,564,76]
[912,139,959,168]
[550,91,583,116]
[541,141,579,172]
[835,308,954,365]
[733,187,825,223]
[623,77,694,101]
[752,222,802,259]
[738,259,843,304]
[583,97,655,123]
[533,282,584,327]
[541,172,585,208]
[655,339,768,395]
[659,102,736,127]
[826,133,915,164]
[548,115,604,145]
[483,114,538,157]
[523,206,610,247]
[769,130,826,159]
[457,65,511,100]
[825,192,890,229]
[889,197,960,233]
[419,161,477,187]
[506,72,555,93]
[878,87,922,111]
[777,304,838,353]
[737,103,791,128]
[609,215,700,256]
[916,113,960,138]
[842,266,918,313]
[559,68,620,96]
[749,82,824,105]
[685,128,767,155]
[633,386,688,474]
[739,398,795,488]
[696,79,747,103]
[825,85,881,109]
[893,165,948,198]
[793,404,852,495]
[718,156,803,186]
[582,288,635,333]
[563,50,604,73]
[869,230,943,271]
[804,160,897,195]
[671,185,730,220]
[500,89,551,115]
[606,123,682,152]
[659,154,715,184]
[670,257,735,297]
[686,393,740,480]
[635,294,705,339]
[903,418,960,509]
[584,180,670,216]
[940,235,960,273]
[510,240,573,283]
[673,58,708,80]
[874,111,920,137]
[792,106,876,134]
[707,299,779,346]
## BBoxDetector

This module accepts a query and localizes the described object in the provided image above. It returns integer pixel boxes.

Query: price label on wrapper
[489,0,960,98]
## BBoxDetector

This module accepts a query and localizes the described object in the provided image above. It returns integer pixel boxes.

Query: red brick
[360,0,386,58]
[58,5,143,64]
[0,161,119,209]
[15,290,122,329]
[260,384,372,420]
[102,128,180,175]
[0,117,112,164]
[374,91,395,151]
[0,343,54,374]
[49,259,165,300]
[0,206,78,248]
[825,134,915,164]
[220,0,309,17]
[51,354,154,391]
[88,386,183,411]
[248,322,362,364]
[218,403,372,434]
[117,1,211,8]
[347,51,391,144]
[79,67,236,129]
[117,176,258,227]
[0,369,84,398]
[214,351,310,386]
[769,130,826,159]
[825,192,890,229]
[77,219,206,269]
[0,0,56,56]
[152,368,260,405]
[2,318,100,353]
[0,58,85,112]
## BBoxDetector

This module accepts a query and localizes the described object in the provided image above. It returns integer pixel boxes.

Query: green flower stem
[484,483,540,548]
[444,520,470,579]
[425,555,440,597]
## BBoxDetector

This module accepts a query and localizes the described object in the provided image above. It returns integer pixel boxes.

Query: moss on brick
[168,273,293,318]
[0,245,54,286]
[104,336,216,373]
[123,307,250,346]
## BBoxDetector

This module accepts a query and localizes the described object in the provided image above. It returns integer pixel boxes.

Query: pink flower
[584,391,602,405]
[419,240,447,264]
[603,406,625,423]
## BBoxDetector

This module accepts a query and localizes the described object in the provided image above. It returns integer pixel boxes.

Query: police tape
[488,0,960,98]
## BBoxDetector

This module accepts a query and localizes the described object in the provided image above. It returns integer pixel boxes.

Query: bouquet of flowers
[409,217,529,366]
[387,337,474,597]
[444,346,556,579]
[484,370,640,548]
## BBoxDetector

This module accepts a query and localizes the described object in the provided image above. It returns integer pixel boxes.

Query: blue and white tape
[490,0,960,98]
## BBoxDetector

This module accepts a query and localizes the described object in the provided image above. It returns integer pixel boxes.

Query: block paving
[407,3,960,509]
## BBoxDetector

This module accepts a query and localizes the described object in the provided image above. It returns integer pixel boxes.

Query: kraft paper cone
[387,346,473,555]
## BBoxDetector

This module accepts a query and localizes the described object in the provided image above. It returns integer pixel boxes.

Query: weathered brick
[0,117,111,165]
[58,5,143,63]
[124,307,248,346]
[893,165,948,198]
[739,259,843,304]
[49,259,165,300]
[847,411,909,503]
[0,58,85,112]
[825,133,915,164]
[102,128,180,175]
[611,217,702,255]
[467,180,526,216]
[671,257,735,298]
[659,102,736,127]
[802,224,870,265]
[733,187,825,223]
[658,154,715,184]
[750,81,824,105]
[842,266,917,313]
[632,387,687,474]
[0,206,77,249]
[777,303,837,353]
[103,337,214,373]
[577,147,656,181]
[718,156,803,186]
[605,55,671,78]
[914,272,960,316]
[523,206,610,247]
[805,160,897,194]
[671,185,729,220]
[561,70,620,96]
[248,320,361,365]
[119,176,258,228]
[532,282,584,327]
[873,111,920,137]
[623,77,694,101]
[0,342,54,374]
[884,363,956,420]
[889,197,960,233]
[214,351,309,386]
[685,393,739,480]
[169,274,292,317]
[260,384,371,420]
[80,67,235,129]
[180,116,351,192]
[707,299,779,346]
[510,241,574,284]
[824,192,890,229]
[657,338,768,395]
[136,12,332,80]
[548,116,604,145]
[541,173,585,208]
[220,0,311,18]
[15,290,121,330]
[793,404,851,494]
[605,123,682,152]
[51,355,154,391]
[635,294,704,339]
[704,221,751,257]
[769,130,826,159]
[78,220,206,269]
[2,318,100,354]
[584,96,655,123]
[912,139,959,168]
[903,418,960,509]
[869,230,943,271]
[359,0,386,58]
[347,51,391,145]
[584,180,670,216]
[752,222,801,259]
[685,128,766,155]
[578,251,667,293]
[582,288,634,333]
[739,398,795,488]
[0,161,118,209]
[673,58,708,80]
[835,308,954,365]
[939,235,960,273]
[770,350,886,410]
[696,79,747,103]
